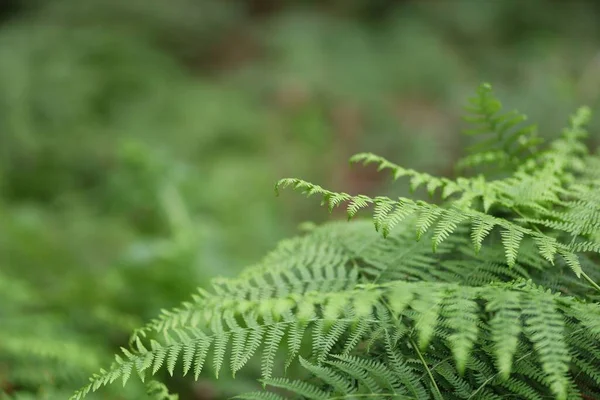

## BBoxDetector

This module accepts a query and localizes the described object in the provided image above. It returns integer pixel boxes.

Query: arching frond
[73,84,600,400]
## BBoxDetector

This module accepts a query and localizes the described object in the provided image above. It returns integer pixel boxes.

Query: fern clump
[73,84,600,400]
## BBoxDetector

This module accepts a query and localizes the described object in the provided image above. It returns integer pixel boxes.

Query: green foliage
[457,83,542,172]
[3,1,600,399]
[0,270,152,399]
[0,2,287,398]
[73,85,600,399]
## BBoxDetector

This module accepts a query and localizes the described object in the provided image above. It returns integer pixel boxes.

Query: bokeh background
[1,0,600,399]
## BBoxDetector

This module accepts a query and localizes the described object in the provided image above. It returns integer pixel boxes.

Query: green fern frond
[459,83,541,171]
[74,84,600,400]
[351,152,459,198]
[276,178,596,273]
[522,291,570,400]
[500,227,524,267]
[441,290,479,375]
[74,265,600,399]
[485,289,522,379]
[299,356,355,394]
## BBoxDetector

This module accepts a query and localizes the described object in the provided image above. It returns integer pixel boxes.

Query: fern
[74,84,600,400]
[458,83,542,172]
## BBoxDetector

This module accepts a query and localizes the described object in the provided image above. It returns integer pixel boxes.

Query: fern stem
[409,339,443,400]
[581,271,600,293]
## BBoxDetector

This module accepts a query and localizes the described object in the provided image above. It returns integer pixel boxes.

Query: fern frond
[500,227,524,267]
[351,152,460,198]
[470,215,496,252]
[277,179,596,272]
[441,290,479,375]
[459,83,541,171]
[262,324,286,380]
[522,291,570,400]
[484,289,522,379]
[74,270,600,400]
[74,85,600,400]
[299,357,355,394]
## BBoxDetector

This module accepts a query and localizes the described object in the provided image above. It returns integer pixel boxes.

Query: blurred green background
[1,0,600,399]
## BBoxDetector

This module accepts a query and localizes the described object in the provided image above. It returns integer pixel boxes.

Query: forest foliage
[1,1,600,399]
[75,84,600,399]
